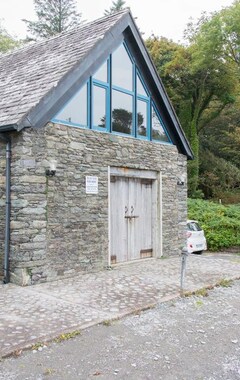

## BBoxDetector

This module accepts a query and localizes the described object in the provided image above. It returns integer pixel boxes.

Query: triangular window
[137,75,148,97]
[54,83,88,127]
[151,105,170,143]
[52,41,172,146]
[93,61,108,83]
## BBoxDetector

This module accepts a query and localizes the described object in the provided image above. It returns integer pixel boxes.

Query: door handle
[124,205,138,219]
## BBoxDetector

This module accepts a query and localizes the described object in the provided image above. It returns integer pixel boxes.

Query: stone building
[0,10,193,285]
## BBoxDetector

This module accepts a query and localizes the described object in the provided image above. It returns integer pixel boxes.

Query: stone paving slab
[0,253,240,358]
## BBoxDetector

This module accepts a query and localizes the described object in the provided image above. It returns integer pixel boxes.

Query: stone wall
[8,123,188,285]
[0,140,5,280]
[9,129,48,285]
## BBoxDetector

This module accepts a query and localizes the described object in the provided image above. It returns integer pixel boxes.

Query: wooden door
[110,176,153,263]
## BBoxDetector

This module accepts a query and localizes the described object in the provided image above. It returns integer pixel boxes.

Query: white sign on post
[86,176,98,194]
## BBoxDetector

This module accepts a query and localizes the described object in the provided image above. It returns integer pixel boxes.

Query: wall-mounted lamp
[46,160,57,177]
[177,174,185,186]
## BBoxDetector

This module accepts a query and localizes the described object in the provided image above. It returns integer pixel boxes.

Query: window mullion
[109,56,112,133]
[133,63,137,138]
[89,77,93,129]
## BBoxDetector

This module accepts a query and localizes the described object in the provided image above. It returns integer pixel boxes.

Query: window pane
[112,44,133,91]
[93,85,106,128]
[112,90,133,135]
[137,99,147,137]
[137,75,148,97]
[55,84,87,126]
[151,106,169,142]
[93,61,107,82]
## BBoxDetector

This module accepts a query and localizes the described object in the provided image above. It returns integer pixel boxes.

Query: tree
[0,22,20,53]
[200,96,240,170]
[112,108,132,134]
[104,0,127,15]
[199,149,240,199]
[146,1,240,197]
[198,91,240,199]
[23,0,83,40]
[187,1,240,68]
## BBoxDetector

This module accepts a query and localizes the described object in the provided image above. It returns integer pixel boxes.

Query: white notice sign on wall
[86,176,98,194]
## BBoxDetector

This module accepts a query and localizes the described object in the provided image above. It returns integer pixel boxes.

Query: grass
[195,300,204,307]
[31,342,45,351]
[102,319,112,326]
[183,287,210,298]
[215,279,233,288]
[182,278,234,298]
[31,330,81,351]
[54,330,81,343]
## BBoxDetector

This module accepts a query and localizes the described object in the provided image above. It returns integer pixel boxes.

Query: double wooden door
[110,176,153,263]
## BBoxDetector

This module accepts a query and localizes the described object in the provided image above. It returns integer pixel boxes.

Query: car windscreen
[187,222,202,231]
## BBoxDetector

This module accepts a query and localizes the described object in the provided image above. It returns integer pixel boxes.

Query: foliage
[146,1,240,197]
[200,97,240,170]
[188,198,240,251]
[145,37,187,111]
[183,278,234,299]
[31,341,45,350]
[23,0,83,40]
[112,108,132,133]
[54,330,81,342]
[183,287,210,298]
[198,94,240,199]
[187,0,240,68]
[199,149,240,198]
[212,190,240,205]
[104,0,127,15]
[216,279,233,288]
[0,22,20,52]
[102,319,112,326]
[146,34,234,196]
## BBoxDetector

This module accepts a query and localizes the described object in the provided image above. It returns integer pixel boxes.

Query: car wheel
[193,250,203,255]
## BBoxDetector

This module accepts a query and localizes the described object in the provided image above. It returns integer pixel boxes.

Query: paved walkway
[0,253,240,358]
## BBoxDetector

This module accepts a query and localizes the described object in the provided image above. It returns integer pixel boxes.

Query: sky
[0,0,235,42]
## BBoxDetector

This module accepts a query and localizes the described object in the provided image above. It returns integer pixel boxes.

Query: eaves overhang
[0,124,19,133]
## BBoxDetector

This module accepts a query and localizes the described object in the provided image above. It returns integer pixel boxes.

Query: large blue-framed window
[52,41,172,145]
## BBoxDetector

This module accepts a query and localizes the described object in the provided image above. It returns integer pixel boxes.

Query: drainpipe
[0,134,11,284]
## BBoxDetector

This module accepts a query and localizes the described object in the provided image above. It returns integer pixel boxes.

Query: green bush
[187,199,240,251]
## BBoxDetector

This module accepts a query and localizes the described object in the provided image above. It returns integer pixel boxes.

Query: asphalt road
[1,279,240,380]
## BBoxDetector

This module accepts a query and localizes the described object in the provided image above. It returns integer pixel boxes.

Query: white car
[186,220,207,254]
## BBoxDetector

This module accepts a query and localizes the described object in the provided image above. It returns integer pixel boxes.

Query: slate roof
[0,10,193,159]
[0,10,128,129]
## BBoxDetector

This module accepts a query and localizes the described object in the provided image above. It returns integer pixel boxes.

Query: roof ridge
[0,9,130,59]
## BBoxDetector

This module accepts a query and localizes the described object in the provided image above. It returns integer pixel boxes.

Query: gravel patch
[0,279,240,379]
